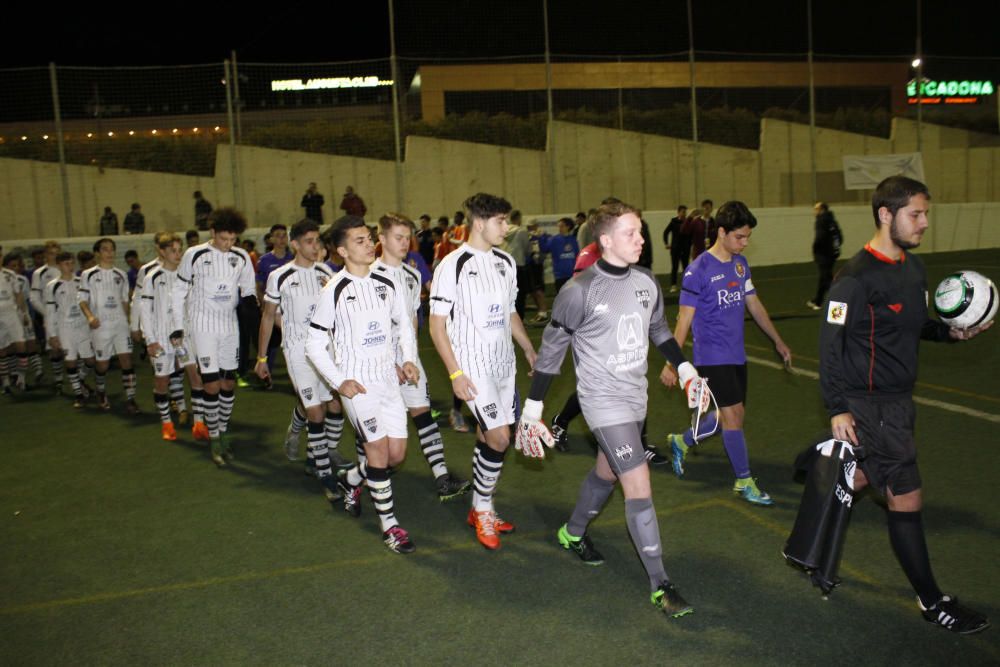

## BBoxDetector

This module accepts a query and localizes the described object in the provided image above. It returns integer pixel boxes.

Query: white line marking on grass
[747,355,1000,424]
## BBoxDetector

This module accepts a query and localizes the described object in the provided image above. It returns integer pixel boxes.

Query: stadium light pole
[686,0,700,204]
[388,0,404,211]
[48,63,73,236]
[224,60,240,209]
[544,0,557,213]
[807,0,818,205]
[915,0,923,152]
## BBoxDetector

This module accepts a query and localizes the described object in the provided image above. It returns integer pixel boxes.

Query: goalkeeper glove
[677,362,710,412]
[515,399,555,458]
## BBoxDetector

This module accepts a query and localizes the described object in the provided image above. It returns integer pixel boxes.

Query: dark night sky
[4,1,999,67]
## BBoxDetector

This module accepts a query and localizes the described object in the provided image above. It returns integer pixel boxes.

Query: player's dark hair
[419,214,431,222]
[871,176,930,227]
[93,237,116,253]
[677,205,688,212]
[186,230,200,242]
[55,251,73,263]
[290,218,319,242]
[378,212,414,234]
[269,223,287,234]
[208,207,248,235]
[3,252,21,266]
[592,200,640,252]
[77,250,94,264]
[463,193,512,221]
[437,215,450,225]
[329,215,367,248]
[432,226,445,239]
[124,249,138,259]
[701,199,714,208]
[510,209,522,223]
[715,201,758,234]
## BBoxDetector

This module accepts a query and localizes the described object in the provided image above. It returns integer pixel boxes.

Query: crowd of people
[0,178,990,633]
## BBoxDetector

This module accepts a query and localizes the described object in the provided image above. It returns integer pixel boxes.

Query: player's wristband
[449,369,464,381]
[256,356,268,363]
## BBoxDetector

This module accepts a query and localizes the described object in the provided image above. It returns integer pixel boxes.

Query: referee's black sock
[888,510,943,607]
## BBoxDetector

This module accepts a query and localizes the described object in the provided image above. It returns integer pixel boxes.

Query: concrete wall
[0,157,215,240]
[403,135,547,217]
[3,119,999,242]
[215,145,397,227]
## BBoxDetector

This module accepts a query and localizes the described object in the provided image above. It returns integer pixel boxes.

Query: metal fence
[1,0,998,237]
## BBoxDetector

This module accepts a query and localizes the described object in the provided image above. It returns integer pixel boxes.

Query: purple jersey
[256,250,293,286]
[679,252,756,365]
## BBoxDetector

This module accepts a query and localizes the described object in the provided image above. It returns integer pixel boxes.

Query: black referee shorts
[846,396,921,496]
[696,363,747,408]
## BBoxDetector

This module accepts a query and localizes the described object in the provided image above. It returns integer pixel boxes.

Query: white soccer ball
[933,270,998,330]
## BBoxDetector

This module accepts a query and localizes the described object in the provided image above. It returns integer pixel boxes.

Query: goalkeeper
[516,200,706,619]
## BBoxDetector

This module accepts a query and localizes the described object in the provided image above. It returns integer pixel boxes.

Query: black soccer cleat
[651,582,694,618]
[337,469,362,518]
[551,419,569,452]
[919,595,990,634]
[643,444,668,466]
[320,475,343,504]
[436,473,472,502]
[557,524,604,565]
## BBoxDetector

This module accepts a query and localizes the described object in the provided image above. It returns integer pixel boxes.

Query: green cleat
[557,524,604,565]
[651,582,693,618]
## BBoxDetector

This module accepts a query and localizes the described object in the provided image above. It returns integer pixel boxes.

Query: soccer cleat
[436,473,472,502]
[14,375,26,392]
[643,444,668,466]
[668,434,687,479]
[169,399,178,414]
[733,477,774,506]
[551,419,569,452]
[669,285,678,293]
[337,469,362,518]
[161,422,178,441]
[449,408,470,433]
[80,382,93,399]
[97,392,111,411]
[383,526,416,554]
[125,398,140,415]
[430,407,442,421]
[72,395,86,409]
[210,437,226,467]
[806,300,821,311]
[236,375,250,388]
[320,475,343,503]
[557,524,604,565]
[220,433,235,461]
[283,426,300,461]
[192,421,210,442]
[177,409,190,426]
[329,449,353,470]
[467,508,501,550]
[919,595,990,634]
[494,512,515,534]
[528,312,550,327]
[651,582,694,618]
[304,459,317,477]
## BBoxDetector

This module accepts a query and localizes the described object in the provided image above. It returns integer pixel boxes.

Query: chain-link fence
[1,1,998,239]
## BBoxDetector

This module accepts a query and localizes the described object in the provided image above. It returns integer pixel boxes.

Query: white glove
[677,362,710,412]
[515,399,555,458]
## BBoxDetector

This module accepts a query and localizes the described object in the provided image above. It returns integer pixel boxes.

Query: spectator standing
[416,214,435,266]
[546,217,580,294]
[339,185,367,218]
[99,207,119,236]
[301,182,325,223]
[194,191,213,231]
[663,205,691,293]
[123,203,145,235]
[806,201,843,310]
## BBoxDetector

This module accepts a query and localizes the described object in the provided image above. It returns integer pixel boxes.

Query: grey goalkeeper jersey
[534,261,675,428]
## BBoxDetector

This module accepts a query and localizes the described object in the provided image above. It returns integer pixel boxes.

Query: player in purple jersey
[665,201,792,505]
[255,224,294,386]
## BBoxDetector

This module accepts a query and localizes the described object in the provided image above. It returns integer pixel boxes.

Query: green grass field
[2,250,998,665]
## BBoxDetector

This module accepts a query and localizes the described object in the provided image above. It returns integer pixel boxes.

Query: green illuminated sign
[906,80,994,97]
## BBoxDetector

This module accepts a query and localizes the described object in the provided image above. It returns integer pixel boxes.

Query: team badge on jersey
[302,387,313,400]
[494,261,506,277]
[615,443,633,461]
[229,256,239,268]
[363,417,378,434]
[375,284,387,301]
[484,402,498,420]
[735,262,746,278]
[114,275,122,285]
[827,301,847,325]
[635,289,650,309]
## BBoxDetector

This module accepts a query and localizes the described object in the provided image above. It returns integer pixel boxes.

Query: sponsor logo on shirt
[716,288,743,307]
[827,300,847,325]
[362,321,387,347]
[711,274,725,282]
[616,313,643,350]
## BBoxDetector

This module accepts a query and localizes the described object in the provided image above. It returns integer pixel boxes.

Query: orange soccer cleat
[191,421,210,442]
[467,508,501,550]
[161,422,178,441]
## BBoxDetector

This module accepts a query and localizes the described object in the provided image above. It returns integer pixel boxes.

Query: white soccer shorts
[465,372,516,433]
[91,322,132,361]
[286,344,333,409]
[342,379,408,443]
[189,330,239,375]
